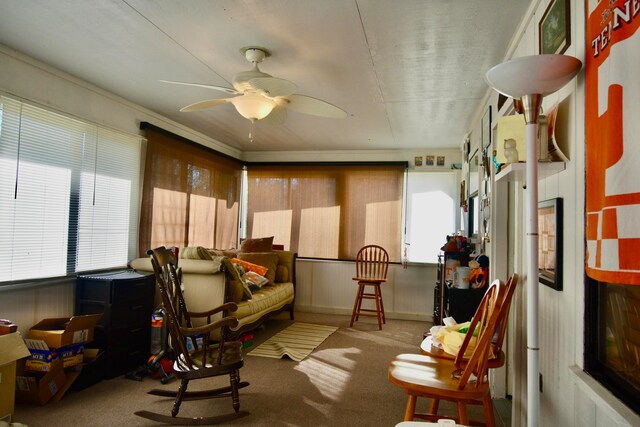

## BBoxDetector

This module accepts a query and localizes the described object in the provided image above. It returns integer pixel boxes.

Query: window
[404,171,458,263]
[0,96,141,283]
[245,163,405,261]
[138,125,243,255]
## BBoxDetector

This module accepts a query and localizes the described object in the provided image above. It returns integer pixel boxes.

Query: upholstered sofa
[129,248,296,339]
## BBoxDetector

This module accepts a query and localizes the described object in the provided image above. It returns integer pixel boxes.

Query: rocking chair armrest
[186,302,239,319]
[179,316,240,337]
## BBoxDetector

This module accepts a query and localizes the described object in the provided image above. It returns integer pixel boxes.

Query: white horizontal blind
[0,96,141,283]
[76,127,140,272]
[405,171,457,263]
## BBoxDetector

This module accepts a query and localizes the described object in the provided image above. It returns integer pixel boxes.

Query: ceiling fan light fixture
[231,93,275,121]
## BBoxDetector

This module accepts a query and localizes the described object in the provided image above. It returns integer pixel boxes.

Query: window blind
[0,96,141,283]
[76,127,140,271]
[139,126,243,255]
[246,163,405,261]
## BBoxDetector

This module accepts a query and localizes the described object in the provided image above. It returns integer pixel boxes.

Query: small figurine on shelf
[470,254,490,289]
[504,138,519,163]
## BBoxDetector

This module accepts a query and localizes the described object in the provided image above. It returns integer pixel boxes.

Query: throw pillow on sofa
[232,263,253,300]
[237,252,278,283]
[240,236,274,253]
[243,271,270,293]
[275,265,289,283]
[179,246,213,260]
[231,257,269,277]
[207,248,238,258]
[221,258,250,302]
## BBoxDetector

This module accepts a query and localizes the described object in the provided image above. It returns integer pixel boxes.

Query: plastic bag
[433,321,496,359]
[433,321,476,358]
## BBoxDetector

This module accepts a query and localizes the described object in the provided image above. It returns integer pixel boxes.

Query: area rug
[248,322,339,362]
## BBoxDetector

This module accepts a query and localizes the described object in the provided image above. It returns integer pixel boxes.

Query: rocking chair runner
[135,246,249,425]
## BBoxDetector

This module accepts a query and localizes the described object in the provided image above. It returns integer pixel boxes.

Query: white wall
[470,1,640,426]
[295,259,436,322]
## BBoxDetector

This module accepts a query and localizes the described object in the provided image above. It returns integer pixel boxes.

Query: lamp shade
[485,54,582,98]
[231,93,275,121]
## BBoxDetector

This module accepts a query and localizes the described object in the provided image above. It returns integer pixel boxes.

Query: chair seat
[174,341,244,376]
[419,335,506,369]
[388,353,490,402]
[353,276,386,284]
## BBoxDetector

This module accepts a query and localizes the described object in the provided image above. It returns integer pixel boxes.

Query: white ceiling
[0,0,531,152]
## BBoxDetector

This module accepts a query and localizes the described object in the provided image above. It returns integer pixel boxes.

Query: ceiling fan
[161,46,347,124]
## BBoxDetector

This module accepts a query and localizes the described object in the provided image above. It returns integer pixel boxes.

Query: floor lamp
[485,54,581,427]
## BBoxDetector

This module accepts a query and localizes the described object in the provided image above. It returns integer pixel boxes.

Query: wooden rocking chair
[135,246,249,425]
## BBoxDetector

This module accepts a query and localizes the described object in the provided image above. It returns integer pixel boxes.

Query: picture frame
[539,0,570,55]
[436,156,445,167]
[538,198,563,290]
[426,155,434,166]
[482,106,492,150]
[414,156,423,167]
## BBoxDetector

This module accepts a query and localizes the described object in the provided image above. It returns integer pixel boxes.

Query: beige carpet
[248,322,338,361]
[13,313,511,427]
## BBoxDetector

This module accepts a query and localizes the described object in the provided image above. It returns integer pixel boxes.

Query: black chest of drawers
[76,270,155,379]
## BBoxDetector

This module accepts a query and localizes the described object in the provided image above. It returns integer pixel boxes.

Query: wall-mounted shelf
[495,162,566,182]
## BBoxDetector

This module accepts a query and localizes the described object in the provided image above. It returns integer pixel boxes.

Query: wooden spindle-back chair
[420,273,519,370]
[388,279,506,426]
[350,245,390,330]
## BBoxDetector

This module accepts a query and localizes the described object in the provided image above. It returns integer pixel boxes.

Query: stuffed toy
[470,255,490,289]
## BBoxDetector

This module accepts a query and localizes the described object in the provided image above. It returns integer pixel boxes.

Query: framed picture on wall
[482,106,492,149]
[538,198,563,290]
[539,0,570,54]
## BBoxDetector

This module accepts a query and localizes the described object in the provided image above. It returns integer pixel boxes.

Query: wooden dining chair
[417,274,518,420]
[135,246,249,425]
[350,244,389,330]
[420,273,519,369]
[388,280,506,426]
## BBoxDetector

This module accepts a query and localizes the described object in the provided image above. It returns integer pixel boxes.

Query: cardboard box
[70,348,104,391]
[27,314,101,349]
[15,357,66,405]
[23,341,84,372]
[0,319,18,335]
[0,332,31,422]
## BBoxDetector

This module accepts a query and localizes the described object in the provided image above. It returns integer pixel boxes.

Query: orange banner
[585,1,640,284]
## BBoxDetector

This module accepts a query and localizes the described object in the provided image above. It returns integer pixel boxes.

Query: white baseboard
[294,304,432,322]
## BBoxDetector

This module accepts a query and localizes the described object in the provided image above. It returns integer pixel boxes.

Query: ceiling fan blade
[180,98,231,112]
[249,77,297,97]
[160,80,239,95]
[260,105,288,125]
[285,94,347,118]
